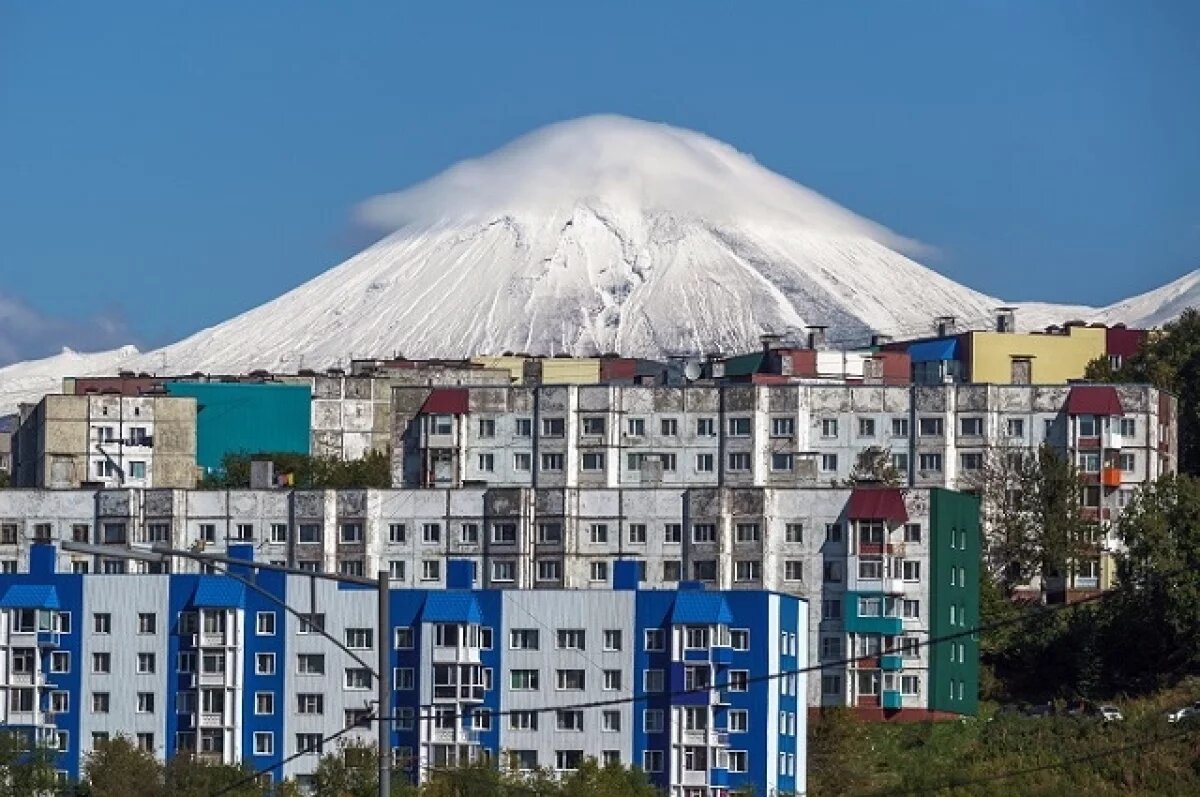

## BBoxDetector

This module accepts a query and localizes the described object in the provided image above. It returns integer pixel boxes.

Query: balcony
[882,690,903,710]
[431,645,481,665]
[197,712,227,728]
[198,631,233,648]
[1101,468,1122,488]
[680,769,708,787]
[1101,430,1123,450]
[880,655,903,672]
[710,646,734,666]
[197,671,228,688]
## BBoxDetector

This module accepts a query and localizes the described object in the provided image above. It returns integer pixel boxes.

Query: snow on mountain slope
[1097,268,1200,329]
[0,346,140,416]
[132,115,1000,373]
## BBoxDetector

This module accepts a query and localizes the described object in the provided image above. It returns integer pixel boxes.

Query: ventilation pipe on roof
[934,316,957,337]
[870,333,893,348]
[760,332,783,352]
[805,326,828,350]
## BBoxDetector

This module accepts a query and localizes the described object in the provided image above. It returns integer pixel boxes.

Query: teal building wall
[928,487,981,716]
[164,382,311,472]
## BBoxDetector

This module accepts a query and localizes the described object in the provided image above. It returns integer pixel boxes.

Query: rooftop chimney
[805,325,828,350]
[995,307,1016,334]
[870,333,893,348]
[760,332,784,352]
[934,316,957,338]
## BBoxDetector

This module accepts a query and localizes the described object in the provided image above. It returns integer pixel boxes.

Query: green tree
[83,736,163,797]
[807,708,877,797]
[1085,308,1200,474]
[310,740,417,797]
[200,449,393,489]
[845,446,902,486]
[0,733,59,797]
[163,753,265,797]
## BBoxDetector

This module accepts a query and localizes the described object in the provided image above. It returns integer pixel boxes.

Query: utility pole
[377,567,391,797]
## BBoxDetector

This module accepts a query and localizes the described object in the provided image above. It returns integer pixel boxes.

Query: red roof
[845,488,909,522]
[1065,386,1123,416]
[419,388,469,415]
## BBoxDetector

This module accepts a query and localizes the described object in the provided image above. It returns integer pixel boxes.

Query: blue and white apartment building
[0,544,806,796]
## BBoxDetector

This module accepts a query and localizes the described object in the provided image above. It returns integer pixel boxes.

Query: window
[821,453,838,472]
[1078,414,1099,437]
[892,417,910,437]
[92,652,111,674]
[1006,418,1025,437]
[515,418,532,437]
[344,628,373,649]
[421,560,441,581]
[510,629,540,650]
[734,560,761,582]
[581,416,606,436]
[642,750,664,772]
[772,417,795,437]
[919,417,944,436]
[556,629,586,650]
[555,750,583,772]
[339,559,364,578]
[256,612,276,636]
[255,692,274,715]
[771,452,794,471]
[960,417,984,436]
[478,418,496,438]
[826,522,843,542]
[490,522,517,544]
[1079,452,1101,473]
[137,692,155,713]
[697,418,716,436]
[556,669,585,691]
[491,560,516,582]
[858,559,883,579]
[251,732,273,756]
[295,692,325,715]
[644,708,665,734]
[660,418,678,436]
[590,561,609,582]
[735,522,760,542]
[296,734,323,755]
[731,629,749,650]
[903,599,920,618]
[823,562,843,583]
[901,675,920,696]
[858,417,877,437]
[345,668,372,690]
[133,612,157,634]
[627,418,646,436]
[1119,452,1136,473]
[960,452,983,471]
[536,559,561,581]
[92,692,110,713]
[298,524,320,544]
[784,560,804,581]
[541,453,564,471]
[588,523,608,544]
[822,599,842,620]
[1082,485,1102,508]
[695,453,714,472]
[255,653,276,675]
[644,669,664,693]
[50,651,70,673]
[384,523,407,545]
[510,669,539,690]
[728,670,749,691]
[904,523,922,543]
[513,452,532,471]
[421,523,441,544]
[337,522,362,544]
[1120,418,1137,437]
[93,613,111,634]
[820,418,839,438]
[603,629,622,651]
[601,669,622,691]
[643,629,666,652]
[627,523,647,544]
[477,453,494,472]
[692,559,717,580]
[297,654,324,675]
[581,452,605,471]
[728,417,751,437]
[541,417,565,437]
[903,560,921,581]
[783,522,803,543]
[537,522,562,543]
[919,453,943,471]
[692,523,717,543]
[727,452,751,471]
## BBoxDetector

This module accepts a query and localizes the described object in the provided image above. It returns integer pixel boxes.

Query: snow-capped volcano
[131,115,1001,372]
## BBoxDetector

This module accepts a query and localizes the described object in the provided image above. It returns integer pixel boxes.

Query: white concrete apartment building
[0,483,978,720]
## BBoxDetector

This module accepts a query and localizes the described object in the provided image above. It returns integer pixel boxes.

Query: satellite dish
[683,361,703,381]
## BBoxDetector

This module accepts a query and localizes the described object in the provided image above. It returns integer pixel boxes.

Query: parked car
[1166,702,1200,723]
[1096,705,1124,722]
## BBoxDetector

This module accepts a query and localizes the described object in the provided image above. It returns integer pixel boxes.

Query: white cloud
[0,292,136,367]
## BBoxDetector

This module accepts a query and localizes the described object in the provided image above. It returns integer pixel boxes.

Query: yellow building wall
[469,356,527,382]
[539,358,601,384]
[969,326,1106,384]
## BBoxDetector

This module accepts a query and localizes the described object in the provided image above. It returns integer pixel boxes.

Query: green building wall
[164,382,311,472]
[928,487,981,716]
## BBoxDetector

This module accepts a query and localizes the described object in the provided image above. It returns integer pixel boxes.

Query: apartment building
[0,484,978,721]
[0,544,806,796]
[11,394,197,490]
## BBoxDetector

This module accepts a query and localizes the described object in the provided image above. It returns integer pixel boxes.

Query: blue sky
[1,1,1197,362]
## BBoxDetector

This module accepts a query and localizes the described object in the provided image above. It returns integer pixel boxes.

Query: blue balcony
[710,768,730,787]
[882,690,903,710]
[683,648,710,663]
[880,654,903,672]
[711,646,734,665]
[843,592,903,635]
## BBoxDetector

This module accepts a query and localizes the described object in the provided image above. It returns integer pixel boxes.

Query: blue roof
[191,578,245,608]
[0,584,60,609]
[908,337,960,363]
[671,592,733,625]
[420,593,482,624]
